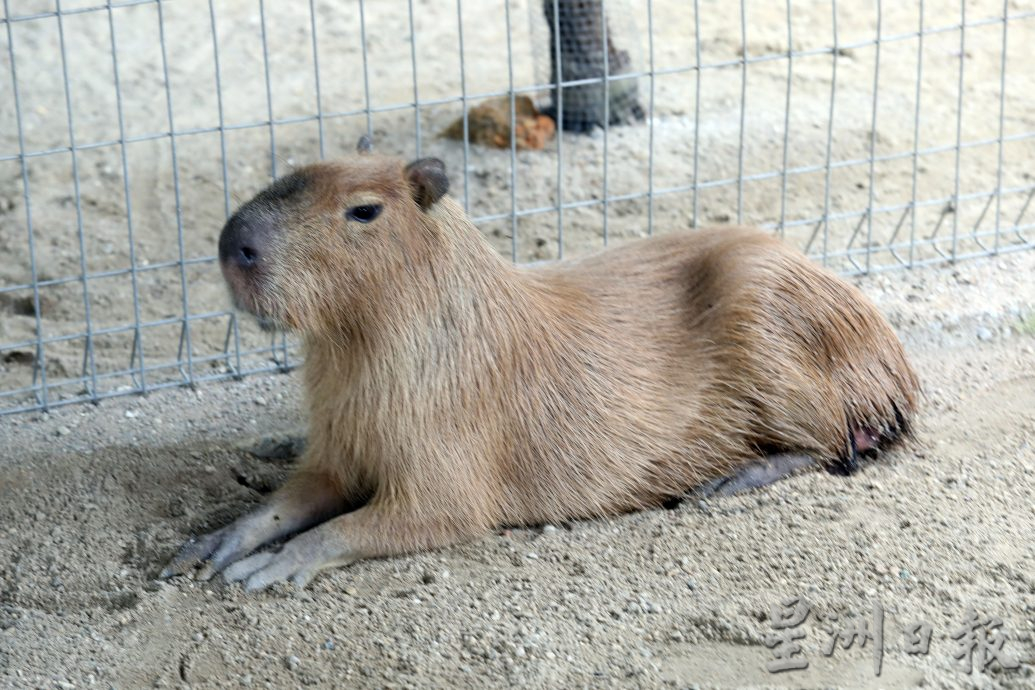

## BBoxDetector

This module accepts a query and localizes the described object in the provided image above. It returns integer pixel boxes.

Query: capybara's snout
[218,205,281,318]
[218,210,274,274]
[218,170,315,315]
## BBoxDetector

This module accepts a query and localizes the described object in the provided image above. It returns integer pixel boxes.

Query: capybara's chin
[234,292,290,334]
[225,282,265,322]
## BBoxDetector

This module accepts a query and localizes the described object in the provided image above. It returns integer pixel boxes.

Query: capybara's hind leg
[698,453,817,497]
[160,469,345,581]
[703,419,904,494]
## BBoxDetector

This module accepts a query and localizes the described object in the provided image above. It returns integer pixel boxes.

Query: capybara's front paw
[160,519,268,582]
[160,526,235,581]
[161,472,354,587]
[222,525,353,592]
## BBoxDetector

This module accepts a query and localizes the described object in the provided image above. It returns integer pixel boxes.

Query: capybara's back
[163,147,920,591]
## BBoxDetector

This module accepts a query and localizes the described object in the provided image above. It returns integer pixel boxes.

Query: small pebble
[976,327,993,341]
[323,638,335,651]
[285,655,300,671]
[124,409,139,419]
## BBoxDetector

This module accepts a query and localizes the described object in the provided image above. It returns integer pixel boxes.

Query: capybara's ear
[405,158,449,210]
[356,135,373,154]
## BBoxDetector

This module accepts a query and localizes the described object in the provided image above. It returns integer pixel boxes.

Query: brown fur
[165,151,920,588]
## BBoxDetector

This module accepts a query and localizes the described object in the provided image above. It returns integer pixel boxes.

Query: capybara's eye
[346,204,383,223]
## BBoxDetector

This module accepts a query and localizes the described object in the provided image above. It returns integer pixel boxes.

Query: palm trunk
[542,0,645,133]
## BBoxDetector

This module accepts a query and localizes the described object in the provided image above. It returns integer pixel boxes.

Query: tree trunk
[543,0,645,133]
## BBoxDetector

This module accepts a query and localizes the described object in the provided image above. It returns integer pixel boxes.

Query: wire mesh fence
[1,0,1033,417]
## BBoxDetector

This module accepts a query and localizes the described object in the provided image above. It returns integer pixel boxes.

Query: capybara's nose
[219,213,266,271]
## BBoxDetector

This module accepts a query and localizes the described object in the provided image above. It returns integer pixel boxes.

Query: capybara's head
[218,138,449,333]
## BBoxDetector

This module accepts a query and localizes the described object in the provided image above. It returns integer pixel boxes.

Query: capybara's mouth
[220,262,258,309]
[219,261,286,331]
[231,289,286,332]
[232,293,288,333]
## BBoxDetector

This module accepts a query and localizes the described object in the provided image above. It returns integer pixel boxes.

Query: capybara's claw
[195,529,252,581]
[161,523,261,581]
[160,527,228,579]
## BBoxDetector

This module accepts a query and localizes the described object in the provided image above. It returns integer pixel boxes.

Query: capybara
[161,139,919,591]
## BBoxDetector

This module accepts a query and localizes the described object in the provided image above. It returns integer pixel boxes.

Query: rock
[248,435,306,462]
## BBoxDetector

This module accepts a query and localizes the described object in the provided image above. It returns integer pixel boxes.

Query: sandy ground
[2,0,1034,408]
[1,249,1034,689]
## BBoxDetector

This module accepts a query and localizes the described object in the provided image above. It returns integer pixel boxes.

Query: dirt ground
[1,248,1034,689]
[2,0,1035,688]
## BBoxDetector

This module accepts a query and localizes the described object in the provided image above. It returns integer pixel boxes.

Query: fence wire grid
[1,0,1034,417]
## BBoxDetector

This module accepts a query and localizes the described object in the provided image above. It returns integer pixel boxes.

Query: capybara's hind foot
[827,423,892,476]
[697,453,817,497]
